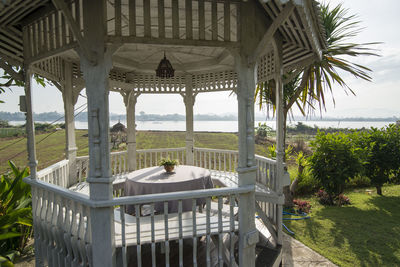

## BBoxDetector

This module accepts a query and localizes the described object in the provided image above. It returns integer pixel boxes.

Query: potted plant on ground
[159,157,179,173]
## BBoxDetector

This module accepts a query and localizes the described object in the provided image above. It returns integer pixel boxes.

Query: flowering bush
[293,199,311,214]
[337,194,351,206]
[316,189,351,206]
[316,189,332,205]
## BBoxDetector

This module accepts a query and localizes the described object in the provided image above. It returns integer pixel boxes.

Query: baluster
[185,0,192,39]
[50,192,59,266]
[61,11,66,45]
[228,153,232,172]
[150,203,156,267]
[44,190,52,262]
[223,153,226,172]
[150,152,153,166]
[158,0,165,38]
[119,154,122,174]
[120,206,127,267]
[77,203,87,266]
[172,0,179,39]
[55,195,66,267]
[192,199,197,267]
[115,0,122,36]
[70,201,80,266]
[211,1,217,41]
[143,0,150,37]
[84,205,93,267]
[218,197,223,266]
[178,200,183,267]
[198,0,205,40]
[229,195,235,265]
[214,151,216,170]
[44,17,49,52]
[208,152,211,170]
[224,1,230,41]
[48,13,54,50]
[206,197,211,267]
[136,204,142,267]
[164,202,170,266]
[144,152,147,168]
[63,199,73,266]
[218,152,221,171]
[129,0,136,36]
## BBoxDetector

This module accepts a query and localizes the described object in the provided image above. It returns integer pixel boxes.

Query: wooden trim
[0,60,23,81]
[51,0,95,63]
[106,36,239,48]
[252,1,294,63]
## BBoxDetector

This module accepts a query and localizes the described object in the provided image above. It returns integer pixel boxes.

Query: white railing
[36,159,69,188]
[255,155,277,191]
[76,148,187,181]
[194,147,238,173]
[25,177,252,267]
[136,147,186,170]
[28,180,92,267]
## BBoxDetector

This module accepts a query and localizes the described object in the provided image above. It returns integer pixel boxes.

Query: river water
[9,120,395,132]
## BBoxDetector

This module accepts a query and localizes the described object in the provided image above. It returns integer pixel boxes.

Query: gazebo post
[183,75,195,165]
[23,68,37,179]
[80,1,116,266]
[124,91,139,171]
[274,37,285,246]
[235,55,258,266]
[62,60,78,187]
[23,67,42,266]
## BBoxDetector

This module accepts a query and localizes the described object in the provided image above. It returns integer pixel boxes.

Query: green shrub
[357,125,400,195]
[309,131,361,203]
[0,161,32,264]
[294,166,321,195]
[255,122,272,138]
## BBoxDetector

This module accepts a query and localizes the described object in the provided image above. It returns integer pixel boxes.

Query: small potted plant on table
[159,157,179,173]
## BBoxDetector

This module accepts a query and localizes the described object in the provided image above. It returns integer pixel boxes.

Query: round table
[123,165,213,213]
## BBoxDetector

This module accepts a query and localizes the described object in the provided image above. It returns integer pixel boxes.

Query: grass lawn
[285,184,400,267]
[0,130,269,174]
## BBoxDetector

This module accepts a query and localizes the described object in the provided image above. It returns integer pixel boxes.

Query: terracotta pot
[164,165,175,173]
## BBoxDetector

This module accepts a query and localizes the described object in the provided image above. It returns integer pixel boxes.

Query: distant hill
[0,111,398,123]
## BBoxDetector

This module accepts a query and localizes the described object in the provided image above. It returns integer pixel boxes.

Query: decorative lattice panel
[125,74,187,93]
[192,71,237,92]
[33,56,64,82]
[257,51,275,83]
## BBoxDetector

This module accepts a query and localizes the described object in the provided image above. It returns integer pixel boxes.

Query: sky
[1,0,399,119]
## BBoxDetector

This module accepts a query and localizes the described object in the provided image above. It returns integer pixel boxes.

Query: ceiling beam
[0,59,24,81]
[51,0,96,64]
[251,1,295,64]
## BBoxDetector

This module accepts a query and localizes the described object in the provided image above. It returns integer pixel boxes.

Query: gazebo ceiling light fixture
[156,52,175,78]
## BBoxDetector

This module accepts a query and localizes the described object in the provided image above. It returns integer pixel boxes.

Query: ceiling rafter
[51,0,96,64]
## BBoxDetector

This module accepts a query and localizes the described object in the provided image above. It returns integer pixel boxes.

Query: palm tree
[256,2,379,136]
[255,2,379,205]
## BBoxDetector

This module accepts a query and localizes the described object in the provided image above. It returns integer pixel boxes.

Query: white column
[63,61,78,187]
[183,75,195,165]
[124,92,139,171]
[23,69,38,179]
[234,2,261,266]
[235,55,258,267]
[274,38,284,246]
[81,1,115,266]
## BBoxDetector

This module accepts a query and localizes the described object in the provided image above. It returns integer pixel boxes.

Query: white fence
[25,177,252,267]
[31,147,281,266]
[36,159,69,187]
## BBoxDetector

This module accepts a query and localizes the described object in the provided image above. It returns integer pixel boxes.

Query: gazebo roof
[0,0,326,94]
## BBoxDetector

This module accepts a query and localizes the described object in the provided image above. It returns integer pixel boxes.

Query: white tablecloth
[123,165,213,213]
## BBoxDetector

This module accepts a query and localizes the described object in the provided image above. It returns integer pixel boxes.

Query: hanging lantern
[156,52,174,78]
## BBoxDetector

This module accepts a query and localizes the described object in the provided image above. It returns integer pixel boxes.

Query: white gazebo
[0,0,325,266]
